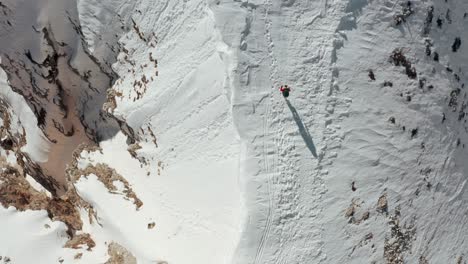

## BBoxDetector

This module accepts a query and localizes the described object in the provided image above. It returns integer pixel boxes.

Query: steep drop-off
[0,0,133,195]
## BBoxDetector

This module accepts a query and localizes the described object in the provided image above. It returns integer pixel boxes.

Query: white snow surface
[1,0,468,263]
[0,206,76,263]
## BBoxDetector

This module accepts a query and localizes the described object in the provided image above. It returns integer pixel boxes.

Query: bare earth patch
[105,242,137,264]
[0,151,95,238]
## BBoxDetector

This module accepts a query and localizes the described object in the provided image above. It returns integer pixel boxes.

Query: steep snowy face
[323,0,468,263]
[212,0,468,263]
[211,0,346,263]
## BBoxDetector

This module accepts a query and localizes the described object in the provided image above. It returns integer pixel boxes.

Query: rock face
[105,242,137,264]
[0,0,131,194]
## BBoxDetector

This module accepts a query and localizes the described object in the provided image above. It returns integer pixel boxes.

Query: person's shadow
[285,99,318,158]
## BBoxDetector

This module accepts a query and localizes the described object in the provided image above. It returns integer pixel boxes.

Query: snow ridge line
[205,3,251,264]
[254,0,284,262]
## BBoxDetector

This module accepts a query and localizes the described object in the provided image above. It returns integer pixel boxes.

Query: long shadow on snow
[285,99,318,158]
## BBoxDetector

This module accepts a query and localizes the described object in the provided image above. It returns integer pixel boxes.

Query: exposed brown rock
[0,154,93,238]
[147,126,158,147]
[127,143,142,159]
[64,233,96,251]
[105,242,137,264]
[377,194,388,214]
[457,256,464,264]
[68,162,142,209]
[384,208,416,264]
[345,199,370,225]
[47,197,83,236]
[419,256,429,264]
[0,162,49,211]
[103,89,123,113]
[0,98,61,196]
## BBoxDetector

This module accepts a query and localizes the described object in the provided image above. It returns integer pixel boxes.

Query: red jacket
[280,86,290,92]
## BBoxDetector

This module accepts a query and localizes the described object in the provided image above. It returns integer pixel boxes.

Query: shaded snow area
[0,0,468,263]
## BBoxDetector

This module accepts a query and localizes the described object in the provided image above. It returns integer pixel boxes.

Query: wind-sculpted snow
[1,0,468,263]
[211,0,344,262]
[213,0,468,263]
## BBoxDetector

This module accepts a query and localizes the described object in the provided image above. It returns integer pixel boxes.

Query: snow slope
[88,0,243,262]
[214,0,468,263]
[212,0,344,262]
[1,0,468,263]
[324,1,468,262]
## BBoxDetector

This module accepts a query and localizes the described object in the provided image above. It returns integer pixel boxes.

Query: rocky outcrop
[0,0,136,195]
[105,242,137,264]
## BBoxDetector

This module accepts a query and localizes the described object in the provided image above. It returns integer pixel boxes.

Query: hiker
[280,85,291,98]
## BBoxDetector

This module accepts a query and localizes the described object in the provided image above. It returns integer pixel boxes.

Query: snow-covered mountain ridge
[0,0,467,263]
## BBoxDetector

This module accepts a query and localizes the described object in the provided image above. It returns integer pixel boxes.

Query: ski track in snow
[253,0,277,262]
[219,0,349,263]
